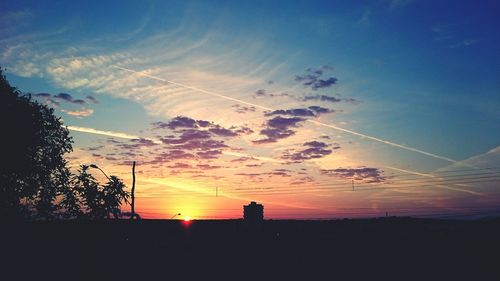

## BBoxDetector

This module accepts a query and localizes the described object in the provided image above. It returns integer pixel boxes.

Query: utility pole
[352,180,354,191]
[131,161,136,219]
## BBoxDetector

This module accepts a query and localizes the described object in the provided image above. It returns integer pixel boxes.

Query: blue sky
[1,0,500,219]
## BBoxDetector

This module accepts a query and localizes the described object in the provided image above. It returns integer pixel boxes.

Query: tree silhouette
[68,165,129,219]
[0,67,72,220]
[0,67,129,220]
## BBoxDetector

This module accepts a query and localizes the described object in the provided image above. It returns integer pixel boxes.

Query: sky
[1,0,500,219]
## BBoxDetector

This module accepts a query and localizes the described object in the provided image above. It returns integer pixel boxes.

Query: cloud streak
[67,125,162,144]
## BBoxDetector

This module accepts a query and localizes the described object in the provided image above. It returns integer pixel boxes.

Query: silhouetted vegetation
[0,67,129,220]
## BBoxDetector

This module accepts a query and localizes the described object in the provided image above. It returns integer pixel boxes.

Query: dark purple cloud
[232,126,254,135]
[230,156,254,162]
[154,116,248,138]
[295,68,338,90]
[53,93,73,102]
[161,129,212,144]
[253,116,305,144]
[253,128,296,144]
[158,150,196,161]
[176,139,227,150]
[266,108,315,117]
[196,150,222,159]
[153,116,198,130]
[321,167,385,183]
[255,89,267,96]
[232,104,256,114]
[303,95,358,103]
[197,164,222,170]
[86,95,99,104]
[303,141,329,148]
[303,95,341,103]
[72,99,86,105]
[267,116,304,130]
[32,93,51,98]
[32,92,92,107]
[281,141,339,162]
[265,106,334,117]
[116,138,159,150]
[209,125,238,137]
[252,89,291,98]
[51,93,88,105]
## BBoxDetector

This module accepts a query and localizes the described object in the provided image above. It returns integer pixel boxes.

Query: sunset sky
[2,0,500,219]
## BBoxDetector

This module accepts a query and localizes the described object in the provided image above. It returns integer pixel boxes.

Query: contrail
[112,65,273,111]
[67,125,162,144]
[384,166,483,196]
[112,65,459,164]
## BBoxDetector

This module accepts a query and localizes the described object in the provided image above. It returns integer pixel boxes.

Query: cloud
[303,95,341,103]
[295,67,338,90]
[196,150,222,159]
[255,89,266,96]
[209,125,239,137]
[61,108,94,117]
[253,116,305,144]
[282,141,337,162]
[115,138,159,150]
[267,116,305,130]
[252,88,291,99]
[196,164,222,170]
[86,95,99,104]
[303,141,329,148]
[32,92,93,107]
[53,93,87,105]
[153,116,202,130]
[265,106,334,117]
[232,104,256,114]
[303,95,358,104]
[321,167,385,183]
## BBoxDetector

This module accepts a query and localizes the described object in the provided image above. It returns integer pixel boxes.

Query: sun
[183,216,191,222]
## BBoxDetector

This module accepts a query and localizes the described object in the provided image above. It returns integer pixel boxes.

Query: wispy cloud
[61,108,94,117]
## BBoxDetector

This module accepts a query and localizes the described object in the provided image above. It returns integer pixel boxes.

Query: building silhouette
[243,201,264,222]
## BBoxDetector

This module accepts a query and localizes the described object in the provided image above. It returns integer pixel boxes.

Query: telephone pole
[131,161,136,219]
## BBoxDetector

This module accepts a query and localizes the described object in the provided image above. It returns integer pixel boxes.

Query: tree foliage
[0,67,129,220]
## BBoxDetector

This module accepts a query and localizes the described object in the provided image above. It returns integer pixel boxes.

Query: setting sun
[183,216,191,222]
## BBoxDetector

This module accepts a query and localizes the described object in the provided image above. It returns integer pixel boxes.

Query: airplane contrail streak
[67,125,162,144]
[112,65,273,111]
[384,166,482,196]
[112,65,459,164]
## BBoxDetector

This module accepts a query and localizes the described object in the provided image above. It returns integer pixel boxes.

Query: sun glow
[183,216,191,222]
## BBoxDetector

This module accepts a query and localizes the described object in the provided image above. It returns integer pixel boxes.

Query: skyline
[1,0,499,219]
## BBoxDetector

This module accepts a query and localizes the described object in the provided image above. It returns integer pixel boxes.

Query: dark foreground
[3,217,500,280]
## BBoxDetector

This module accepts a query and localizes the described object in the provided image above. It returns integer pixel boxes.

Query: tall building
[243,201,264,222]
